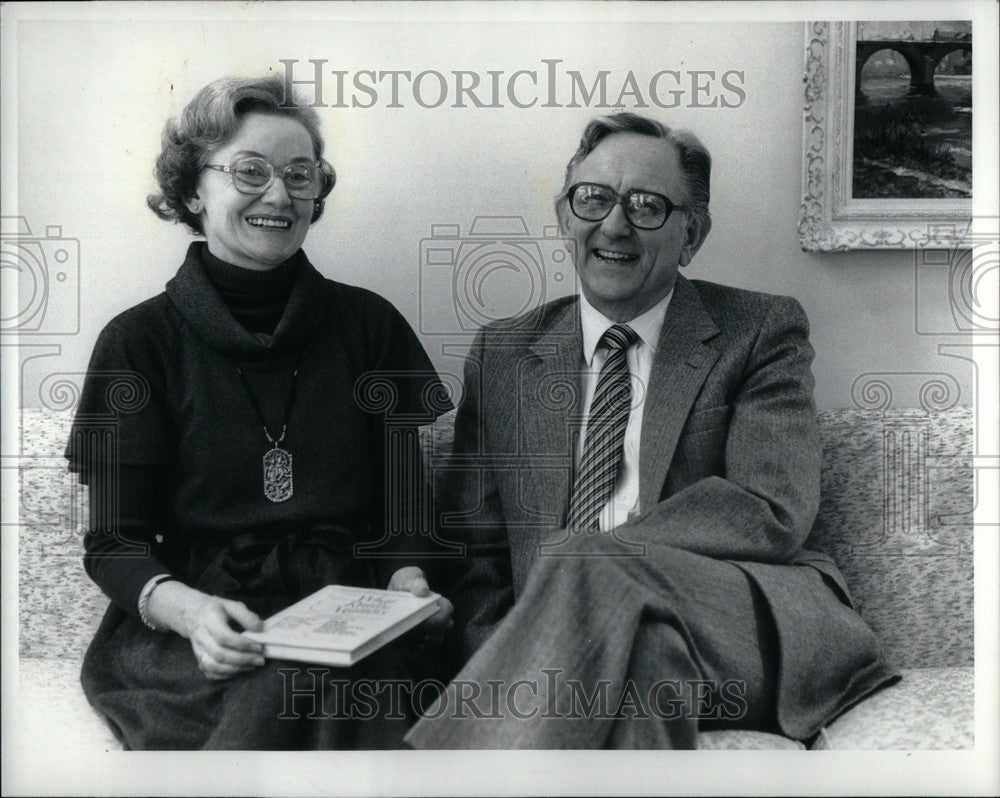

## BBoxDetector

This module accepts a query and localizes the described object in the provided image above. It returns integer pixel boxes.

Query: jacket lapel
[518,300,583,526]
[638,276,722,512]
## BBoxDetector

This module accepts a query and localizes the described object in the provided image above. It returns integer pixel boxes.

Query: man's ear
[679,214,711,268]
[555,196,571,239]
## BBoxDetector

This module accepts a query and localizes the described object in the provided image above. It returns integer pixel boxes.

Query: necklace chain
[235,364,300,446]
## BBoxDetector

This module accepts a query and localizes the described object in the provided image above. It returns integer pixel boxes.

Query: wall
[9,15,978,411]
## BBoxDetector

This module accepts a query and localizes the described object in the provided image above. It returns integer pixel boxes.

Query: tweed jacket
[440,274,898,739]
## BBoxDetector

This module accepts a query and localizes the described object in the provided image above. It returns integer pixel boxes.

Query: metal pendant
[263,445,293,503]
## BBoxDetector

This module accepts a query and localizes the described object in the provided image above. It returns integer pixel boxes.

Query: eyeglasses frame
[566,182,687,230]
[202,157,337,201]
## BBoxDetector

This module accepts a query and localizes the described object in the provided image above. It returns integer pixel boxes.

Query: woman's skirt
[81,527,450,750]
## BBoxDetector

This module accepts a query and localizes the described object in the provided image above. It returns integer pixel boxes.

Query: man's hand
[387,566,454,639]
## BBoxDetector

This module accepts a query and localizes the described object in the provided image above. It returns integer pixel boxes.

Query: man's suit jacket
[440,274,898,739]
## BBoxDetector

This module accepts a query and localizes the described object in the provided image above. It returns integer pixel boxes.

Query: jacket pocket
[682,403,731,437]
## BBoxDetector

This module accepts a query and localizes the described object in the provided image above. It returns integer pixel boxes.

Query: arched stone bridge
[856,38,972,98]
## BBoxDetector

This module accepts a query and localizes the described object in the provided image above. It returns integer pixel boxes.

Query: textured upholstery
[18,411,98,662]
[698,729,806,750]
[15,405,975,750]
[812,668,974,750]
[806,409,974,669]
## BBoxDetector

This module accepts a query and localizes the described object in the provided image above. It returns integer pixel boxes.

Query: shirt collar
[579,288,673,366]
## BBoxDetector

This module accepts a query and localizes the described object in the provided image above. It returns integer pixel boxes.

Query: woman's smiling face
[188,111,316,271]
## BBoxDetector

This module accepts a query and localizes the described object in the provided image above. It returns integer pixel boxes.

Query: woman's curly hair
[146,75,334,235]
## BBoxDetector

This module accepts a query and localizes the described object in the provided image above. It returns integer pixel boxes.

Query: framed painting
[799,21,973,251]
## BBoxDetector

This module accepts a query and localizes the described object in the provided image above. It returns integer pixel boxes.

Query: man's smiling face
[559,132,705,322]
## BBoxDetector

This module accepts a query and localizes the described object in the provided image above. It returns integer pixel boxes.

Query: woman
[65,75,454,749]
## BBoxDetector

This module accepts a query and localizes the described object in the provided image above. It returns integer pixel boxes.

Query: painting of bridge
[853,21,971,200]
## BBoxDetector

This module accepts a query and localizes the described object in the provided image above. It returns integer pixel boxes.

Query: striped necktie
[567,323,638,532]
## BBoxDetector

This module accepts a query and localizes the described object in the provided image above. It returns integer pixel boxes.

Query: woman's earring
[189,201,202,213]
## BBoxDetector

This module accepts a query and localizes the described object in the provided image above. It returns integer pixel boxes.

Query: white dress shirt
[576,289,673,532]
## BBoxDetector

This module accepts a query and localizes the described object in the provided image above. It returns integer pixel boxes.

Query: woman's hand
[147,581,266,680]
[387,566,454,640]
[182,595,267,680]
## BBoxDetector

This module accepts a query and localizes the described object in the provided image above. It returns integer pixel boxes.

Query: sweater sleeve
[353,292,456,587]
[84,463,175,619]
[360,293,454,422]
[64,315,173,479]
[66,312,177,616]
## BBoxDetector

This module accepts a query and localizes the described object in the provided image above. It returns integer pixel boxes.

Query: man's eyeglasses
[566,182,686,230]
[203,156,335,201]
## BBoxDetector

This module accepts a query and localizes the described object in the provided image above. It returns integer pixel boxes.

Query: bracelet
[138,574,178,632]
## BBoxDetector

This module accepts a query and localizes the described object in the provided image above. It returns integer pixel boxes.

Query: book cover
[244,585,440,667]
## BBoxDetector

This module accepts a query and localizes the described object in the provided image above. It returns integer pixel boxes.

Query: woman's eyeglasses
[203,156,335,201]
[566,182,686,230]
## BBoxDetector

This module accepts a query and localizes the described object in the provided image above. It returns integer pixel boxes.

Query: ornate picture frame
[799,21,973,251]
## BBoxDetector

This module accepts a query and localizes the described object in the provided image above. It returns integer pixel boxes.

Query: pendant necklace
[236,363,300,503]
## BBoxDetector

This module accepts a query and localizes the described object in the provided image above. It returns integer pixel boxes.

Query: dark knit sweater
[68,242,450,621]
[201,247,297,336]
[84,248,300,612]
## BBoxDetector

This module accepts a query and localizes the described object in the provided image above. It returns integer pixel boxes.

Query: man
[406,113,897,748]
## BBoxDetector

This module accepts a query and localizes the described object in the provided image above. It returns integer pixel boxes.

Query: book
[243,585,440,667]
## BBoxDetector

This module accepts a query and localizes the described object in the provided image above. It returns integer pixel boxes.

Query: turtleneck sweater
[69,242,452,623]
[201,246,298,336]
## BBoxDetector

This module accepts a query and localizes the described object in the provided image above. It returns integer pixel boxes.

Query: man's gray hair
[559,112,711,231]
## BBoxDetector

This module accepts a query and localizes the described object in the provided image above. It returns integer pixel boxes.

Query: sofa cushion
[811,667,974,749]
[18,410,105,661]
[17,658,122,753]
[804,408,973,669]
[698,729,805,750]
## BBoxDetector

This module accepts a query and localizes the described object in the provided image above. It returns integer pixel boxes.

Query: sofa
[13,402,974,751]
